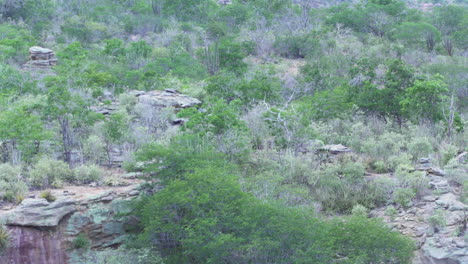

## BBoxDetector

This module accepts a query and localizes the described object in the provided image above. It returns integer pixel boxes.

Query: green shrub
[440,144,458,166]
[428,209,446,232]
[393,188,415,208]
[273,34,321,59]
[73,164,103,184]
[387,154,412,171]
[370,160,388,173]
[351,204,368,217]
[311,161,386,213]
[72,233,90,249]
[408,137,433,160]
[0,163,28,202]
[29,157,73,189]
[328,216,415,263]
[395,165,428,198]
[0,224,9,251]
[83,135,106,165]
[39,190,56,203]
[385,206,398,220]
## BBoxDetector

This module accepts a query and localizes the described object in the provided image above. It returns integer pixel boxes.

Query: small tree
[400,75,449,122]
[102,112,129,167]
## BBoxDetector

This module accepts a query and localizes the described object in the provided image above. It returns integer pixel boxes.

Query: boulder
[435,193,467,211]
[135,89,201,109]
[24,46,58,69]
[3,198,76,227]
[318,144,352,154]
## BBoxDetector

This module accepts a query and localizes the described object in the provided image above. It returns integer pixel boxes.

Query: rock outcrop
[318,144,352,154]
[134,89,201,109]
[93,89,201,116]
[23,46,58,69]
[0,185,141,264]
[371,157,468,264]
[3,198,76,227]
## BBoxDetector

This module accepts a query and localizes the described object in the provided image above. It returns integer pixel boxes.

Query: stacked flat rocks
[218,0,232,4]
[24,46,58,69]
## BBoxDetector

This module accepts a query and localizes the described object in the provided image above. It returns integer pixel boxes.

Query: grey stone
[3,198,76,227]
[423,196,437,202]
[318,144,352,154]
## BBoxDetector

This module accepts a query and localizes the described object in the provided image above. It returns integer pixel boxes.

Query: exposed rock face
[3,198,76,227]
[1,226,67,264]
[218,0,232,4]
[93,89,201,116]
[23,46,58,69]
[0,185,141,264]
[133,89,201,109]
[318,144,352,154]
[371,157,468,264]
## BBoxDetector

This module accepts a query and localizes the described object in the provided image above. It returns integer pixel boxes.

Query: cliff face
[0,185,140,264]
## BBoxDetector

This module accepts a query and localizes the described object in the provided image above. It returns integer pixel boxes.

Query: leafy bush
[428,209,446,232]
[273,34,320,58]
[72,233,90,249]
[393,188,415,208]
[408,137,434,160]
[73,165,103,184]
[29,157,73,189]
[0,163,28,202]
[351,204,368,217]
[136,161,414,264]
[310,161,387,213]
[385,206,398,220]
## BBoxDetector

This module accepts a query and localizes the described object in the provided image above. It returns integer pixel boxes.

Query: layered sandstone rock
[23,46,58,69]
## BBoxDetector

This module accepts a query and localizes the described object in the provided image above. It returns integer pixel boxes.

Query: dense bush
[73,164,103,184]
[0,163,27,202]
[134,142,414,264]
[29,157,73,189]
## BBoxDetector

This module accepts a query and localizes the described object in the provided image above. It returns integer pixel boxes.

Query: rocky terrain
[372,156,468,264]
[0,178,142,264]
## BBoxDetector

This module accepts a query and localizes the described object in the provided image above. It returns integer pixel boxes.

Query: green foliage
[0,95,49,162]
[0,224,9,251]
[0,163,28,202]
[351,204,368,217]
[428,209,446,232]
[401,75,449,122]
[72,233,91,249]
[0,63,35,94]
[311,161,386,213]
[273,34,321,59]
[205,72,281,104]
[39,190,56,202]
[0,24,35,61]
[348,59,415,122]
[29,157,73,189]
[407,137,433,160]
[73,164,103,184]
[393,188,415,208]
[393,22,441,51]
[135,152,413,264]
[385,206,398,220]
[295,86,352,120]
[179,99,246,135]
[328,215,414,264]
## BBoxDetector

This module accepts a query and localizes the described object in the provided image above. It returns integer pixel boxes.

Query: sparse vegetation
[72,233,90,249]
[0,0,466,263]
[39,190,56,203]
